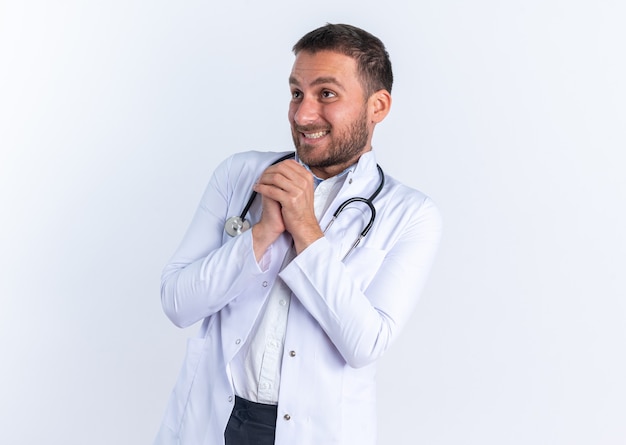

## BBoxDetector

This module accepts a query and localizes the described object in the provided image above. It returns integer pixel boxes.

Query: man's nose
[293,96,321,126]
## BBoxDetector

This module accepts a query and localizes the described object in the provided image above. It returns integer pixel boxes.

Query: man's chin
[295,145,322,165]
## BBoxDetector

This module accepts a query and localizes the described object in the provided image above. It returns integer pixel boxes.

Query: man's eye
[321,90,336,99]
[291,91,302,99]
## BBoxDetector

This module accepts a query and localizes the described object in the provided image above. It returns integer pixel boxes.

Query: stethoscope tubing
[324,164,384,238]
[226,152,385,260]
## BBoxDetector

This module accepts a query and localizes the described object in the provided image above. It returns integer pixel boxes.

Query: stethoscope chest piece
[224,216,250,237]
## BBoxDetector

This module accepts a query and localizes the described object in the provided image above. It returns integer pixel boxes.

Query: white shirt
[231,173,346,404]
[155,150,442,445]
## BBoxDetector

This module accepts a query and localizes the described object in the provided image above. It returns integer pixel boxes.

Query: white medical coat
[154,150,442,445]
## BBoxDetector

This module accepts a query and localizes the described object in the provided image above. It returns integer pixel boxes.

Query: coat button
[228,396,233,402]
[289,350,296,357]
[235,339,241,345]
[283,414,291,421]
[262,281,268,287]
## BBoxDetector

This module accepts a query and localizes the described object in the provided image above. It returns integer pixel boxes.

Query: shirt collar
[294,152,356,188]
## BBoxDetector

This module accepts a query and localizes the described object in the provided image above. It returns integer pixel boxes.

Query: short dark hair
[292,23,393,96]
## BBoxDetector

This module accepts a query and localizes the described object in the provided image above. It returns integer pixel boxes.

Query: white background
[1,1,625,444]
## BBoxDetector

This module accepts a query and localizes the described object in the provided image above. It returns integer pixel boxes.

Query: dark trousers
[224,396,278,445]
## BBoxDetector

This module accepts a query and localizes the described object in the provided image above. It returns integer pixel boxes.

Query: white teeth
[304,131,327,139]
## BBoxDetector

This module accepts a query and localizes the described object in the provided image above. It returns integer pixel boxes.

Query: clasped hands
[251,159,323,260]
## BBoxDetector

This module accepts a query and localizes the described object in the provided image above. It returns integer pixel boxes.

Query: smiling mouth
[302,130,329,139]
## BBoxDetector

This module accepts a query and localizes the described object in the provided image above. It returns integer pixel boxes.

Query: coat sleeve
[279,194,442,368]
[160,155,271,328]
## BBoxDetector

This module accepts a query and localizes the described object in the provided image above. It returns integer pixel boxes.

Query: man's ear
[369,89,392,124]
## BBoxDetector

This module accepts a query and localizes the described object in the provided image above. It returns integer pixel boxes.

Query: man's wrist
[252,223,282,262]
[292,227,324,255]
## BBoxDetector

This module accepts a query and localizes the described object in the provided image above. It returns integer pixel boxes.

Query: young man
[155,23,441,445]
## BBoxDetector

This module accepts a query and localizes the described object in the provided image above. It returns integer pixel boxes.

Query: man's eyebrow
[288,76,346,91]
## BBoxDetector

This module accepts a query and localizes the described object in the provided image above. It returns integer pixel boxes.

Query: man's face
[288,50,374,179]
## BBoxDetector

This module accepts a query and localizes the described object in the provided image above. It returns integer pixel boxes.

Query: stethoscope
[224,152,385,260]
